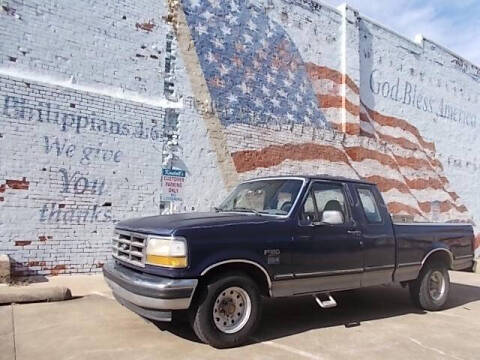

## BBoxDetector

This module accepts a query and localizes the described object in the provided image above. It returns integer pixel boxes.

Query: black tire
[190,272,262,348]
[409,261,450,311]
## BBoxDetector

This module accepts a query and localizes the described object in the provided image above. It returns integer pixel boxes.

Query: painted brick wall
[1,0,479,276]
[0,76,170,275]
[0,0,166,97]
[0,0,227,275]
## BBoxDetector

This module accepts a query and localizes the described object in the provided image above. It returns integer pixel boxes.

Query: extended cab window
[301,182,347,224]
[357,188,382,223]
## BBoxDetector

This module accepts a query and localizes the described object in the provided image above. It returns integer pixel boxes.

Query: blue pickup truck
[103,175,475,348]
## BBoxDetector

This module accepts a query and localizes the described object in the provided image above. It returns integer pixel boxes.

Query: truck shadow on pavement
[154,281,480,345]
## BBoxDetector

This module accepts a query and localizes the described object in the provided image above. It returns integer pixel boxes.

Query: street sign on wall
[161,168,185,201]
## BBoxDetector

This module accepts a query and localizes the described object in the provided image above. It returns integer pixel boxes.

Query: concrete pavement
[1,271,480,360]
[0,305,14,360]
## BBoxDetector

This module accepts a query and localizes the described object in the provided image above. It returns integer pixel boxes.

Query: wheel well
[200,262,271,297]
[422,249,453,270]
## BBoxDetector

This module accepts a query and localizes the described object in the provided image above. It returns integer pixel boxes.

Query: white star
[243,33,253,44]
[295,93,302,102]
[287,71,295,80]
[291,102,298,112]
[206,51,216,63]
[196,24,208,36]
[283,78,292,87]
[262,85,271,96]
[306,107,313,116]
[304,116,311,124]
[266,28,274,38]
[228,93,238,103]
[219,64,230,76]
[220,24,231,35]
[247,19,257,31]
[286,113,294,121]
[266,74,275,84]
[254,98,263,108]
[212,38,224,49]
[278,89,287,98]
[209,0,221,9]
[238,82,250,94]
[226,14,238,25]
[201,10,214,22]
[230,0,240,12]
[271,98,280,107]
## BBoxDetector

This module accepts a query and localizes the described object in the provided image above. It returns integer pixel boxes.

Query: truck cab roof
[246,175,375,186]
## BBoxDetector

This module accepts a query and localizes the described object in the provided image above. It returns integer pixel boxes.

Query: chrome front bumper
[103,262,198,321]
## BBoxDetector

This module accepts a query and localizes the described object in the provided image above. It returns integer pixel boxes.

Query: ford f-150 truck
[103,175,475,348]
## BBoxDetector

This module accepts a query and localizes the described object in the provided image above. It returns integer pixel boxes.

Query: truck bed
[393,222,474,282]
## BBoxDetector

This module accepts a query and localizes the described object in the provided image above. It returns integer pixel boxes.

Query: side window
[300,192,317,223]
[312,183,347,224]
[357,188,382,223]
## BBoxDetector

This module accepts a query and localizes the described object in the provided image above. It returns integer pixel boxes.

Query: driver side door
[291,181,364,294]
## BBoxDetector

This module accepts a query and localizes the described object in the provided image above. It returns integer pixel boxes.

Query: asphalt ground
[1,271,480,360]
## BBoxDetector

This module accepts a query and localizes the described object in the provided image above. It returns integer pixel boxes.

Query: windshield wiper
[214,207,223,212]
[231,207,261,216]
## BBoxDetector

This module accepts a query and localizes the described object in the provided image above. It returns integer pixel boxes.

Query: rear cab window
[357,187,382,223]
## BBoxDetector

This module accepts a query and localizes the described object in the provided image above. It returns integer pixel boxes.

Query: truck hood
[115,211,280,235]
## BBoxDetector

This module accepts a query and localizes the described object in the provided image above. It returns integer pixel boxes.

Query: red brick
[15,240,32,246]
[6,177,29,190]
[28,261,46,267]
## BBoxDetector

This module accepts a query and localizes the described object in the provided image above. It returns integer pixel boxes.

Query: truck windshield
[217,179,303,216]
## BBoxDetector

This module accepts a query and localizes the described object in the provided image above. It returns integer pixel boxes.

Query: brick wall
[1,0,478,276]
[0,76,170,275]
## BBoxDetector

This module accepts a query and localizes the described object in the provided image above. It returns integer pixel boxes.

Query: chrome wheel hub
[428,270,446,301]
[213,286,251,334]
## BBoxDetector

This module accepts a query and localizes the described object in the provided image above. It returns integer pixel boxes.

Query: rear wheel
[191,272,262,348]
[409,261,450,311]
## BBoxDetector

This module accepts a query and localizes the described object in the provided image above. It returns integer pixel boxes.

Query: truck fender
[421,247,454,268]
[198,258,272,296]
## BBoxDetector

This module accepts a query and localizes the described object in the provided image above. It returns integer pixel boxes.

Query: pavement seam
[11,305,16,360]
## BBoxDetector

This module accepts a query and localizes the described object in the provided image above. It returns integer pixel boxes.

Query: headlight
[146,236,187,268]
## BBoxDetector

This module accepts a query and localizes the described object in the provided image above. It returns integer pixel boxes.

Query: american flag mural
[182,0,328,129]
[180,0,478,245]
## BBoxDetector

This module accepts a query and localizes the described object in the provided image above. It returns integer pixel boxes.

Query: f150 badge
[264,249,280,264]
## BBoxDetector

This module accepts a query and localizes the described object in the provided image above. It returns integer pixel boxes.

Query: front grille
[112,230,147,267]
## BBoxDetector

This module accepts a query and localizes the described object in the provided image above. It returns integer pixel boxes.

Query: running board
[314,293,337,309]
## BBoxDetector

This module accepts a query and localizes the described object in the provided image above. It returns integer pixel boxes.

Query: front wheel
[191,272,262,348]
[409,261,450,311]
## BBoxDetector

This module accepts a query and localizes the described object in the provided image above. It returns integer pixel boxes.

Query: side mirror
[321,210,344,225]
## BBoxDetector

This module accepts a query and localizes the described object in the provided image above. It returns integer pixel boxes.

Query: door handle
[347,230,362,235]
